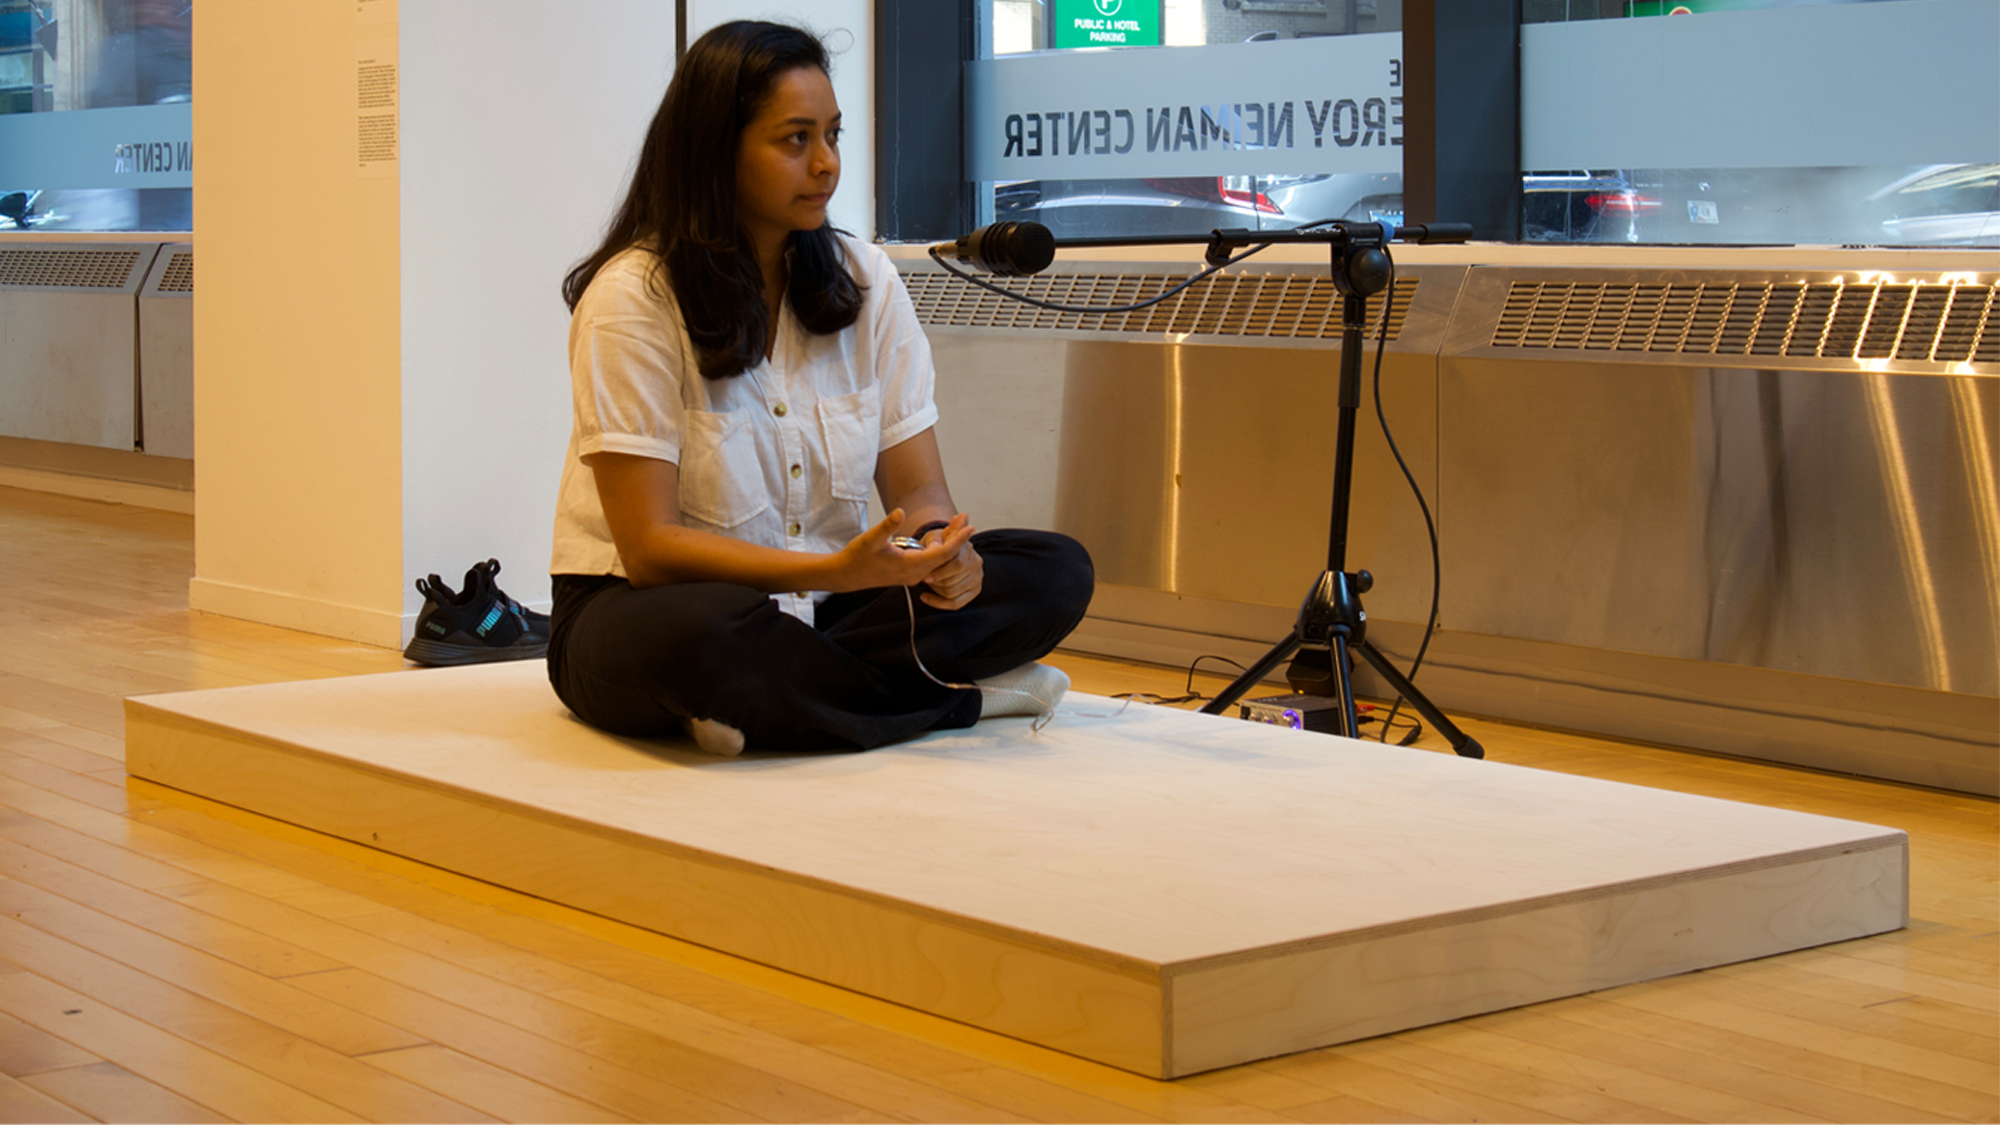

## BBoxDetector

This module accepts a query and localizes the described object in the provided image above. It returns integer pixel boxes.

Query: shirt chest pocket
[818,386,882,503]
[678,408,770,529]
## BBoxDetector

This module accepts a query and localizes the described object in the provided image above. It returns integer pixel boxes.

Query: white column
[192,0,407,644]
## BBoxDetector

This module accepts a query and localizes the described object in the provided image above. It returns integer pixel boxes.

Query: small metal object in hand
[890,536,926,550]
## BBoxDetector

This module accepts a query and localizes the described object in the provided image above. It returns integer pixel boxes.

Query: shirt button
[788,521,802,537]
[773,403,788,418]
[790,463,802,479]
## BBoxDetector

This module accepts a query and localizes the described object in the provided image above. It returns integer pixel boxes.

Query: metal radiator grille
[902,269,1417,341]
[1492,279,1997,364]
[157,251,193,292]
[0,248,145,289]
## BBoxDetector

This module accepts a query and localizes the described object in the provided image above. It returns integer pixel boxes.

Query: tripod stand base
[1199,631,1484,758]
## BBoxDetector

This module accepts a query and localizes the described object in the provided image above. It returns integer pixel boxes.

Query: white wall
[196,1,880,646]
[398,1,677,627]
[398,0,875,633]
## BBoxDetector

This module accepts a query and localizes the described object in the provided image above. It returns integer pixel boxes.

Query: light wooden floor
[1,485,1994,1124]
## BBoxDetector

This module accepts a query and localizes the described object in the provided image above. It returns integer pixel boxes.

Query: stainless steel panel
[928,333,1070,534]
[1052,340,1441,624]
[920,263,1466,626]
[0,242,160,451]
[915,257,1997,793]
[1439,362,1999,698]
[138,243,194,459]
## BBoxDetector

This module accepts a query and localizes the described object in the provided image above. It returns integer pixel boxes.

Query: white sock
[975,662,1069,720]
[685,716,746,757]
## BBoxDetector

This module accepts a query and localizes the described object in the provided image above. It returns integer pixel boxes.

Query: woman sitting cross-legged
[546,20,1095,754]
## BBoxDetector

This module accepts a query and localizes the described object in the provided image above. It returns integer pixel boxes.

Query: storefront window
[0,0,192,232]
[1520,0,1998,247]
[976,0,1403,239]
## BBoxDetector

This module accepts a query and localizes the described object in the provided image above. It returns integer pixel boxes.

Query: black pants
[548,529,1093,752]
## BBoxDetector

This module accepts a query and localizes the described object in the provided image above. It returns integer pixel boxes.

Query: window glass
[980,0,1403,239]
[0,0,192,232]
[1520,0,1998,247]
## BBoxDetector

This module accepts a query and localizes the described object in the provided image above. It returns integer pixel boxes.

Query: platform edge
[1160,837,1909,1077]
[122,699,1176,1077]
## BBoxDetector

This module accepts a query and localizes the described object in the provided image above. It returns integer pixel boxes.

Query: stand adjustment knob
[1354,569,1373,594]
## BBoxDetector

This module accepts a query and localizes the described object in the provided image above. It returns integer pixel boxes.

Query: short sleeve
[569,253,687,464]
[859,243,941,451]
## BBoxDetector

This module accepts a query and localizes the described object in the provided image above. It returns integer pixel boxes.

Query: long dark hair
[562,21,863,380]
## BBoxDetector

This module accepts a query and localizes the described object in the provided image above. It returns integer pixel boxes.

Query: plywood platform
[123,661,1907,1079]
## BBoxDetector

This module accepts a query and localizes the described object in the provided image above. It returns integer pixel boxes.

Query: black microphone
[1392,222,1474,244]
[930,221,1056,276]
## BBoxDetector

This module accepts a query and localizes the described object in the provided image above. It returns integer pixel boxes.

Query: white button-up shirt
[551,237,940,625]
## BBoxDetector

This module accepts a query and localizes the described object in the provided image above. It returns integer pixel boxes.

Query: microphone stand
[935,219,1482,758]
[1190,222,1481,758]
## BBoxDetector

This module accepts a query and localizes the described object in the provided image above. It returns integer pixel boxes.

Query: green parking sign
[1050,0,1162,49]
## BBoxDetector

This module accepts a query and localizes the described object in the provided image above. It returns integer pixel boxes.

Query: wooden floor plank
[0,702,65,737]
[1648,956,1998,1065]
[0,671,125,737]
[357,1044,641,1124]
[1323,1032,1701,1124]
[0,963,363,1123]
[1278,1090,1432,1123]
[1516,996,1964,1124]
[289,966,834,1124]
[0,754,130,816]
[1488,992,1888,1112]
[0,875,426,1057]
[0,1069,95,1124]
[1562,988,1995,1122]
[0,806,206,893]
[0,730,121,775]
[0,1009,98,1080]
[0,778,296,895]
[5,722,124,763]
[1606,970,1999,1094]
[1249,1049,1566,1124]
[546,978,1041,1125]
[1178,1064,1356,1113]
[1838,932,2000,987]
[0,838,342,980]
[0,911,494,1123]
[1392,1016,1826,1122]
[20,1061,232,1124]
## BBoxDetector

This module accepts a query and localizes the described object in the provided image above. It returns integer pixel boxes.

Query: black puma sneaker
[403,559,551,666]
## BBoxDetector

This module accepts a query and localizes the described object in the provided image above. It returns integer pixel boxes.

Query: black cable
[927,242,1274,315]
[1186,654,1248,699]
[924,219,1354,316]
[1367,259,1443,743]
[1109,653,1248,708]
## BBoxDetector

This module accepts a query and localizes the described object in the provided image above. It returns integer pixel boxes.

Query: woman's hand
[872,431,982,608]
[915,521,983,610]
[835,509,974,593]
